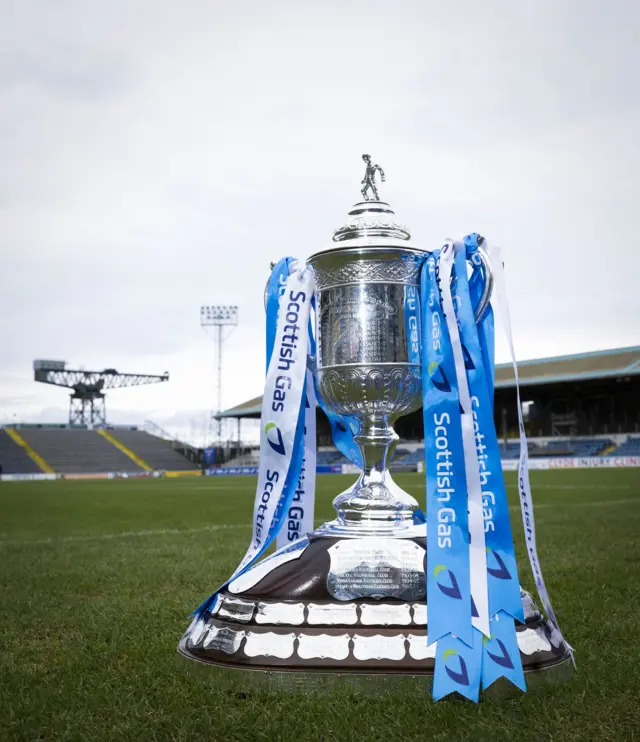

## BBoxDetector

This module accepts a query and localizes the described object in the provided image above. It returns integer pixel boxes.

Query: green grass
[1,470,639,741]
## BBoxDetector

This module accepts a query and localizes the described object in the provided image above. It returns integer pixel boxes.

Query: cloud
[0,0,638,440]
[0,44,130,100]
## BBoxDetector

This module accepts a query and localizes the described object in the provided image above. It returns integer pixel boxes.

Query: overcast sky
[1,0,639,443]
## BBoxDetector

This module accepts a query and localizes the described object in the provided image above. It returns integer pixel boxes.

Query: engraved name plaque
[327,538,425,601]
[203,626,245,655]
[518,627,552,656]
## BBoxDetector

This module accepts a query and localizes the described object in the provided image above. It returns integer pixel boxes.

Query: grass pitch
[1,469,639,741]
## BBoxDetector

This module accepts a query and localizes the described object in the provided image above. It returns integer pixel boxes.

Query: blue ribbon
[433,633,483,702]
[268,258,362,468]
[263,259,308,546]
[451,239,523,624]
[465,234,495,402]
[191,260,309,617]
[320,408,363,468]
[426,236,526,699]
[453,239,526,692]
[424,238,527,701]
[481,610,526,692]
[421,252,473,649]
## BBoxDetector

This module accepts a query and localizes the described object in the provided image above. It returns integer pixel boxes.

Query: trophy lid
[310,155,424,257]
[332,200,412,243]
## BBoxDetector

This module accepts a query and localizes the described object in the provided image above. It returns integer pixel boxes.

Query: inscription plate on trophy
[327,538,425,601]
[203,626,245,655]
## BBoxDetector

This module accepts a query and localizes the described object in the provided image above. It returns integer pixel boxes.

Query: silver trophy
[310,189,491,539]
[179,157,572,692]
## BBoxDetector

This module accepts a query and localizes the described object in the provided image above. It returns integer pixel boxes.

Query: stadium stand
[499,442,524,459]
[220,346,640,441]
[396,448,424,464]
[0,429,43,475]
[389,437,618,462]
[607,436,640,456]
[317,450,344,465]
[107,429,198,471]
[2,347,635,477]
[16,428,144,474]
[527,438,612,458]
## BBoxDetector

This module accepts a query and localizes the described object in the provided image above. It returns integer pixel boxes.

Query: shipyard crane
[33,360,169,426]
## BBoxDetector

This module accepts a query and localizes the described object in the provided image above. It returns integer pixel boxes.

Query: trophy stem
[355,415,397,485]
[319,416,421,537]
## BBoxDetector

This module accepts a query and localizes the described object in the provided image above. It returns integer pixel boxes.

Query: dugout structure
[219,346,640,444]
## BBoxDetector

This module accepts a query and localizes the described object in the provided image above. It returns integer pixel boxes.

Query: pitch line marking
[404,483,636,491]
[404,487,638,509]
[0,524,249,548]
[3,498,639,548]
[506,484,635,491]
[519,498,639,510]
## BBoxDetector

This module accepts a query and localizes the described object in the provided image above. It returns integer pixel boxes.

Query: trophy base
[178,652,573,698]
[179,534,572,693]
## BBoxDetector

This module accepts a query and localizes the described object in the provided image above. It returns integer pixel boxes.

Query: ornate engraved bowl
[312,248,424,420]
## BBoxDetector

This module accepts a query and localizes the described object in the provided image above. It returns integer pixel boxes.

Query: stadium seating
[499,442,522,459]
[16,428,144,474]
[4,425,634,477]
[222,453,260,466]
[571,438,612,456]
[497,442,545,459]
[499,438,612,459]
[607,436,640,456]
[373,438,615,462]
[107,429,197,471]
[218,436,638,469]
[396,448,425,463]
[0,429,43,474]
[535,439,574,456]
[535,438,611,457]
[317,450,344,465]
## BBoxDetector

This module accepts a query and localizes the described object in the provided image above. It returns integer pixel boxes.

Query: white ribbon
[276,367,317,548]
[486,242,573,655]
[438,242,490,638]
[235,266,314,576]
